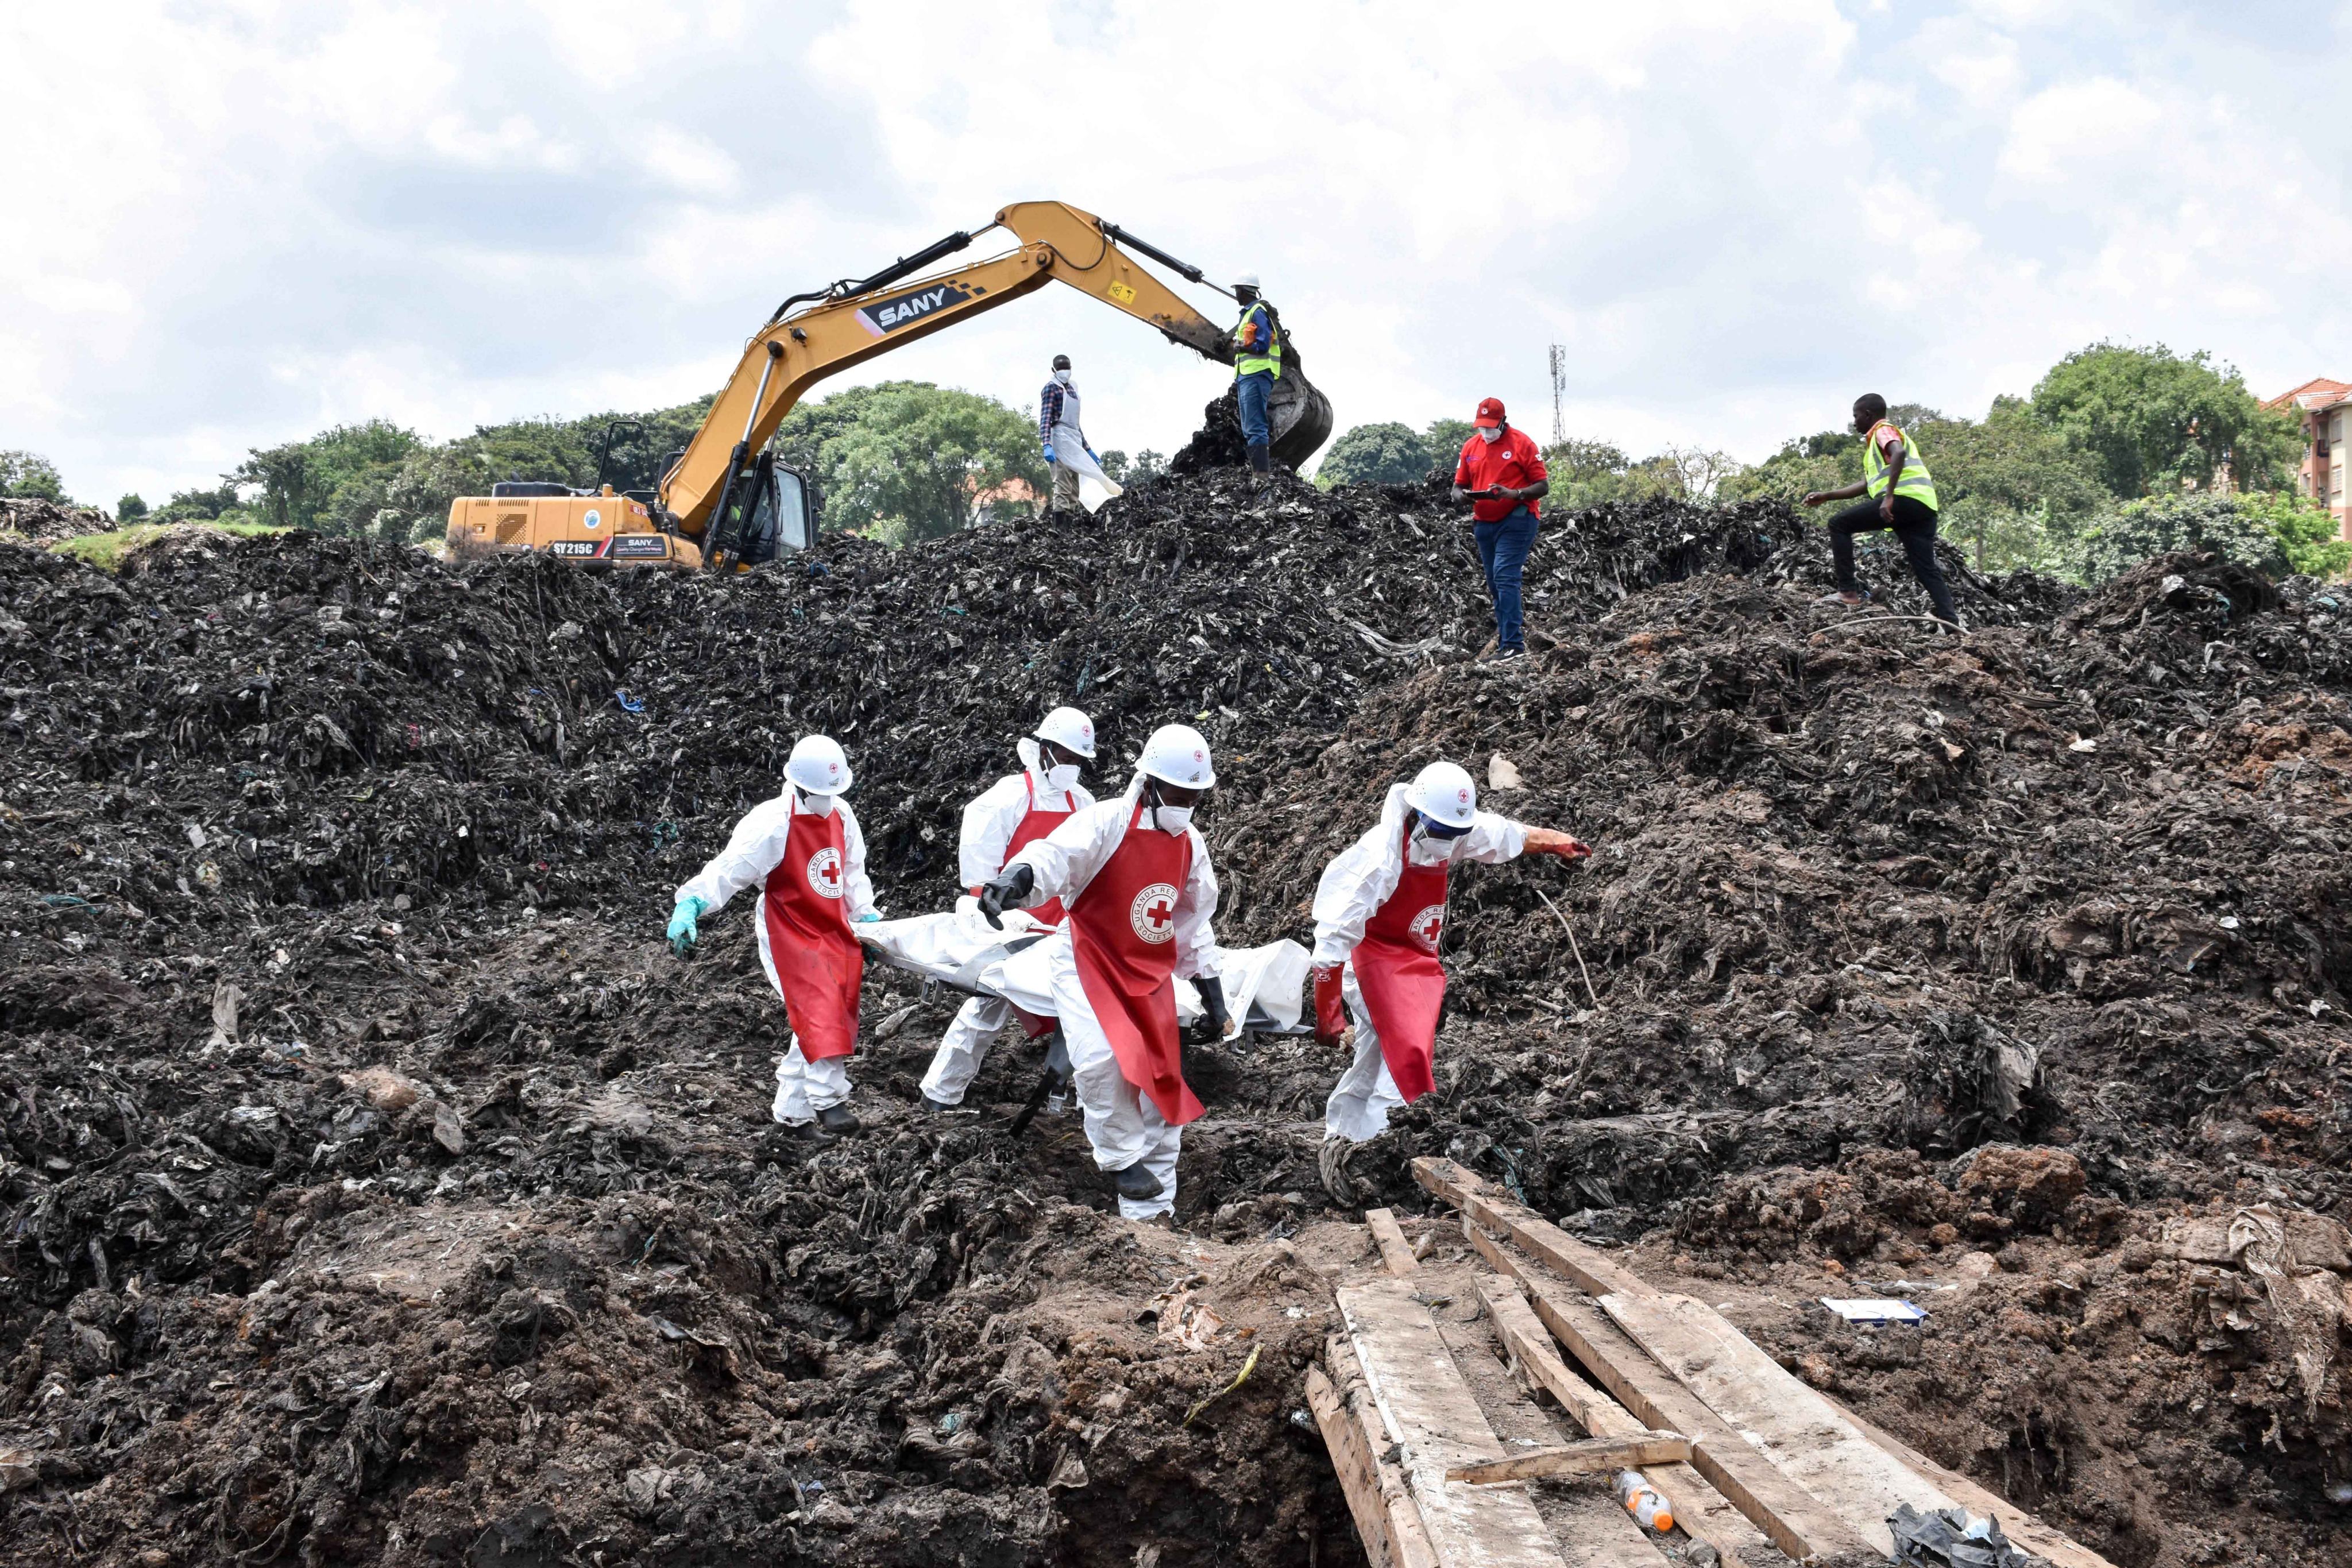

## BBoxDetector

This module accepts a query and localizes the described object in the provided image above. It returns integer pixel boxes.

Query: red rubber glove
[1522,828,1591,860]
[1313,963,1347,1045]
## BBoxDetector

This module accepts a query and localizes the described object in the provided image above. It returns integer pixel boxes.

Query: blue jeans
[1474,505,1538,651]
[1235,370,1273,447]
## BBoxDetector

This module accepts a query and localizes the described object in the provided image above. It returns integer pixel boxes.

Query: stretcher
[858,900,1315,1036]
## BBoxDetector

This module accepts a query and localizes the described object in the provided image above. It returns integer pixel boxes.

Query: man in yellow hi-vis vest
[1230,272,1281,495]
[1801,393,1958,627]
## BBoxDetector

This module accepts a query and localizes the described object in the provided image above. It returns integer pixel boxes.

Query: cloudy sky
[6,1,2348,507]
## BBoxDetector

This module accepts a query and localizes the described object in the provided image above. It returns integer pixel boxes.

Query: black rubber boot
[1246,443,1275,505]
[920,1094,959,1114]
[1111,1163,1166,1202]
[816,1103,862,1134]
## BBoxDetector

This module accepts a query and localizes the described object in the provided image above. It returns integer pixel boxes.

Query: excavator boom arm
[662,200,1314,541]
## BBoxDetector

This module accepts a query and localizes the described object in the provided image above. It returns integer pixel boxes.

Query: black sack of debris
[1888,1504,2054,1568]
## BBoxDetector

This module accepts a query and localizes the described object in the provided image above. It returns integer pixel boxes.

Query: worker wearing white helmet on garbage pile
[976,723,1231,1222]
[920,706,1100,1112]
[666,734,882,1138]
[1311,760,1588,1177]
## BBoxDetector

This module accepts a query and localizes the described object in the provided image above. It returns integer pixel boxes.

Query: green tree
[1424,418,1474,464]
[1721,428,1861,506]
[2077,494,2282,580]
[571,398,715,499]
[1316,422,1435,486]
[152,484,245,524]
[1098,449,1165,486]
[779,381,1045,543]
[2029,342,2304,499]
[115,493,148,522]
[231,419,426,534]
[1914,401,2108,573]
[0,450,66,501]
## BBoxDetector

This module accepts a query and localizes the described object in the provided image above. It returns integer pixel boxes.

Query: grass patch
[45,520,291,571]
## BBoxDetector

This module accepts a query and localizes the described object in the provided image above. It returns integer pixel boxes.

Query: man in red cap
[1451,397,1549,661]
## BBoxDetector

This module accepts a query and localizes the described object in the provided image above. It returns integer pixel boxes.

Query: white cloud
[1,1,2348,507]
[1996,76,2165,183]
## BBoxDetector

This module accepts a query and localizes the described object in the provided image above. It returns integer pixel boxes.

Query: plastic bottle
[1613,1470,1674,1533]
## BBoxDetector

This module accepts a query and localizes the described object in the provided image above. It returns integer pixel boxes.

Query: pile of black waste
[6,455,2351,1566]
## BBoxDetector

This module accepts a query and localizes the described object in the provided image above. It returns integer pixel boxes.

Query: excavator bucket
[1268,347,1335,472]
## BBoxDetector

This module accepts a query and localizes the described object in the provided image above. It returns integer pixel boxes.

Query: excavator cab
[709,451,817,569]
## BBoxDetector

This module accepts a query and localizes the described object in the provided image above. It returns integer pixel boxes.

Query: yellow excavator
[445,200,1334,569]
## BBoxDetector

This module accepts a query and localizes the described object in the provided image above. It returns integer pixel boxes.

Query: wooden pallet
[1318,1158,2125,1568]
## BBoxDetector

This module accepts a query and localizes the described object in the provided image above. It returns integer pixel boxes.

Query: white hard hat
[1233,271,1260,290]
[785,733,852,794]
[1405,760,1477,829]
[1137,723,1216,790]
[1034,705,1096,759]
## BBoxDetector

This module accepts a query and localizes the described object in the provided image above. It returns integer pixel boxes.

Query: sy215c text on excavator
[446,200,1334,569]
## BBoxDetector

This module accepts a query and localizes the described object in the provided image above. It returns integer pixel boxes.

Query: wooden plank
[1338,1281,1571,1568]
[1600,1291,1951,1557]
[1469,1225,1875,1566]
[1413,1157,1656,1301]
[1367,1208,1420,1276]
[1833,1399,2121,1568]
[1475,1276,1627,1435]
[1325,1335,1442,1568]
[1309,1362,1405,1568]
[1449,1434,1691,1485]
[1476,1277,1760,1568]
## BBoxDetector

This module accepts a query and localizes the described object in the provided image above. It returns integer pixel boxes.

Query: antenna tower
[1548,343,1567,446]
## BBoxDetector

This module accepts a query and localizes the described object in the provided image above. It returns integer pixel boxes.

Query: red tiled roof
[2266,377,2352,411]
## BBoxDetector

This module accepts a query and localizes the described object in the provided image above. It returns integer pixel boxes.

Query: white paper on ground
[1820,1297,1929,1324]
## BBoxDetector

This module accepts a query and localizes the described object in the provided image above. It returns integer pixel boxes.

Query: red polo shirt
[1454,427,1547,522]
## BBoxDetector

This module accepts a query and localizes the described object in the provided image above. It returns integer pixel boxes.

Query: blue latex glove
[666,896,704,956]
[1042,443,1057,465]
[853,911,882,924]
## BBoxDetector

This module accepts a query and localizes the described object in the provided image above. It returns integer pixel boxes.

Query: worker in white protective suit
[978,724,1233,1222]
[1311,760,1588,1194]
[1040,354,1122,515]
[919,706,1100,1111]
[666,735,882,1137]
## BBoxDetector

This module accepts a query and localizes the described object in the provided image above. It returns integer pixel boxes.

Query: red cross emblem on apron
[1351,827,1449,1103]
[1068,804,1202,1125]
[760,805,863,1061]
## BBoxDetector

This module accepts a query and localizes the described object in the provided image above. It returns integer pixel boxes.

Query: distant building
[2266,377,2352,538]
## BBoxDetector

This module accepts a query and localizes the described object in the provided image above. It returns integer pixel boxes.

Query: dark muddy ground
[2,468,2347,1566]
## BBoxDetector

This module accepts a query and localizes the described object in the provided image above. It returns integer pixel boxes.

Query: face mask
[797,788,837,817]
[1154,805,1194,833]
[1478,426,1502,445]
[1411,816,1470,855]
[1054,368,1072,385]
[1044,763,1081,792]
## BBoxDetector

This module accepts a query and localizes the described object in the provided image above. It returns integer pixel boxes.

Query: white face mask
[1053,368,1072,385]
[1153,804,1194,834]
[1044,762,1081,792]
[797,789,837,817]
[1478,426,1503,444]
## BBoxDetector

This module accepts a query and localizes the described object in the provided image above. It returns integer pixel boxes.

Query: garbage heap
[2,469,2347,1567]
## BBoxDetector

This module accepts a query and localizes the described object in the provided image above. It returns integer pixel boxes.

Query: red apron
[760,805,864,1061]
[1068,804,1202,1125]
[1002,774,1079,926]
[1351,827,1449,1103]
